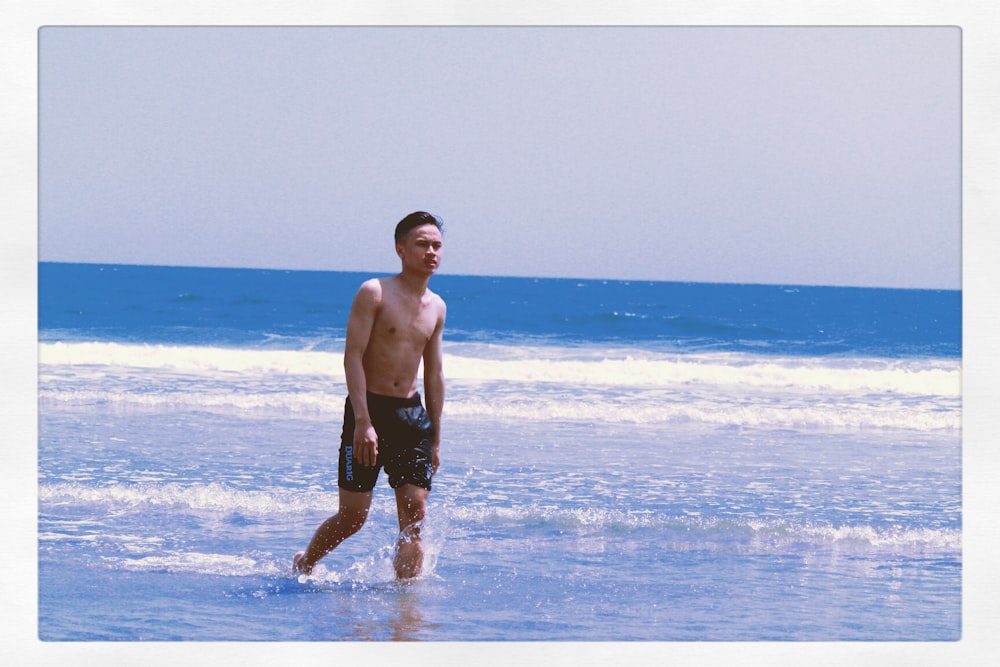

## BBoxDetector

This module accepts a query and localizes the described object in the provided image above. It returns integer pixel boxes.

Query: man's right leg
[294,488,372,574]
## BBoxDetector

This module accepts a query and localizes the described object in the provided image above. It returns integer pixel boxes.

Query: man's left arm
[423,302,446,475]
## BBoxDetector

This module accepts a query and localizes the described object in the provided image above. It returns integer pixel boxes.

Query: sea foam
[39,341,961,430]
[39,341,959,396]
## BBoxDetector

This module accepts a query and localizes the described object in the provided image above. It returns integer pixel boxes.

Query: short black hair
[394,211,444,244]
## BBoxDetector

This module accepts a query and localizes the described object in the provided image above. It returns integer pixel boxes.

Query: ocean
[37,262,961,642]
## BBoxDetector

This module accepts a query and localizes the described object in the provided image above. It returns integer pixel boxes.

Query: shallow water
[39,403,960,641]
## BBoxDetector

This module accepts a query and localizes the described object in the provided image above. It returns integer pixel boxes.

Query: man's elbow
[344,349,364,372]
[424,368,445,389]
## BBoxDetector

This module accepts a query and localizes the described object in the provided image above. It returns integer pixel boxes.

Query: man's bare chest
[373,300,437,346]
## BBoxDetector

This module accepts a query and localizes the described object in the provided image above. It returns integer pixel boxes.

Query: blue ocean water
[39,263,960,357]
[37,262,961,641]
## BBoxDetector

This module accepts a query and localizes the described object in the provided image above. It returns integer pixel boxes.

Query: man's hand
[354,423,379,467]
[431,440,440,476]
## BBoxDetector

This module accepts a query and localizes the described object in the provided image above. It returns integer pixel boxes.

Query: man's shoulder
[352,278,384,310]
[358,277,384,295]
[424,285,446,307]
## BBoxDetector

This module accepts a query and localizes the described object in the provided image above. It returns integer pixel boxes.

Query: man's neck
[394,270,431,296]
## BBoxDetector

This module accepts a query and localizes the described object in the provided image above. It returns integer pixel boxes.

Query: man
[293,211,446,580]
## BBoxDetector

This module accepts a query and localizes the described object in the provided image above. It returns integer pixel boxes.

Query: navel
[388,327,397,335]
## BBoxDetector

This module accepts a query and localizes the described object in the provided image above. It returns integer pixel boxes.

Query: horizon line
[37,259,962,292]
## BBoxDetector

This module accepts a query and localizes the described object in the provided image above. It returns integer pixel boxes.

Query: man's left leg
[393,484,428,580]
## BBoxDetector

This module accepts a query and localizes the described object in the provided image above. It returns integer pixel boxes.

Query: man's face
[398,224,443,275]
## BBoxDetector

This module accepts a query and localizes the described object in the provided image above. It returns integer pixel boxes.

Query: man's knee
[337,489,372,530]
[394,485,429,524]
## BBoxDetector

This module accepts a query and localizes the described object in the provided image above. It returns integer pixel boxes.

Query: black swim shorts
[338,392,435,493]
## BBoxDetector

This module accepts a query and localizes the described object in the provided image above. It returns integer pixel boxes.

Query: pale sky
[38,26,960,289]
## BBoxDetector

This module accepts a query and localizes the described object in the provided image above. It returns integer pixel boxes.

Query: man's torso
[361,277,442,397]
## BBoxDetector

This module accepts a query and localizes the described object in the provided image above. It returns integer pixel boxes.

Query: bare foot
[393,527,424,580]
[292,550,312,575]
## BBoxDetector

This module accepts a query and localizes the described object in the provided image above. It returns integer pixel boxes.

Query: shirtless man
[293,211,446,580]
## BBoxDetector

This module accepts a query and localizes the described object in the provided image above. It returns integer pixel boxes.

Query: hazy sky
[39,26,960,288]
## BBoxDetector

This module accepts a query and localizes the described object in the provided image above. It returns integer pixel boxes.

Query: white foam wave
[114,551,282,576]
[39,341,345,376]
[447,504,960,553]
[38,388,338,416]
[448,354,956,396]
[98,544,441,584]
[442,395,959,431]
[37,384,959,430]
[39,340,960,397]
[40,482,959,555]
[38,341,960,430]
[39,481,317,515]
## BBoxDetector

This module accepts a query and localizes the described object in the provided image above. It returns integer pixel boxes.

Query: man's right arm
[344,279,380,466]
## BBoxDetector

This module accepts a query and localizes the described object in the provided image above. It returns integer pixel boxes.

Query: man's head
[394,211,444,276]
[394,211,444,244]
